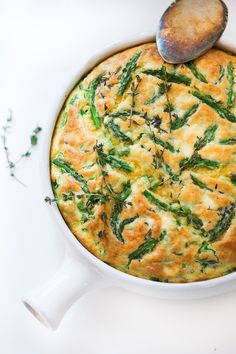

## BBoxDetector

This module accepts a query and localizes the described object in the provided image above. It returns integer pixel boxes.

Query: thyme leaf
[62,191,76,201]
[30,126,42,146]
[77,201,94,224]
[164,102,175,113]
[86,192,109,208]
[1,110,16,178]
[97,230,107,238]
[100,211,108,224]
[45,196,57,204]
[52,180,59,190]
[118,51,141,96]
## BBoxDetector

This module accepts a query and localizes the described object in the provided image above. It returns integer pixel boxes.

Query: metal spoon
[157,0,228,64]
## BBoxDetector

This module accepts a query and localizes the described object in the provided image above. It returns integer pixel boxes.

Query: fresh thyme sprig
[93,141,113,238]
[14,126,42,165]
[93,141,137,243]
[1,110,15,178]
[162,66,173,131]
[128,75,142,127]
[142,109,176,188]
[1,110,42,186]
[45,196,58,204]
[215,65,225,85]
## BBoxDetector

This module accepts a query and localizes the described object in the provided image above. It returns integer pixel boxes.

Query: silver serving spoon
[157,0,228,64]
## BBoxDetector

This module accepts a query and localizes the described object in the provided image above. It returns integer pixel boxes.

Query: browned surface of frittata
[51,43,236,283]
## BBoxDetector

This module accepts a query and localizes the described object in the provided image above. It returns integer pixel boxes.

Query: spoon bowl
[157,0,228,64]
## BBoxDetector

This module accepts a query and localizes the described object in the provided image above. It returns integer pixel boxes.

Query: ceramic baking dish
[22,32,236,330]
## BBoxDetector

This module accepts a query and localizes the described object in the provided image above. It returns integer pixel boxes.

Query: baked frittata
[50,43,236,283]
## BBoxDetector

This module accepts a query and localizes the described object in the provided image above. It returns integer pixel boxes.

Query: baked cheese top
[51,43,236,283]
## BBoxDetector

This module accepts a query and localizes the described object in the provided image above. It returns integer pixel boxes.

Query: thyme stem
[1,110,42,186]
[128,75,141,127]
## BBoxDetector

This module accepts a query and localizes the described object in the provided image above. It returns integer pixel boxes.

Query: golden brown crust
[51,43,236,283]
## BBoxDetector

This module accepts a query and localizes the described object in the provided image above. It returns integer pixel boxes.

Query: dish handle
[22,250,106,330]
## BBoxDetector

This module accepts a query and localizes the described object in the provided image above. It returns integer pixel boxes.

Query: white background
[1,0,236,353]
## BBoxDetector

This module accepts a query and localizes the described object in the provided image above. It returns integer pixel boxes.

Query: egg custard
[51,43,236,283]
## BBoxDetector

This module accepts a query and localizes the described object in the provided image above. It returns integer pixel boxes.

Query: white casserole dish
[22,32,236,330]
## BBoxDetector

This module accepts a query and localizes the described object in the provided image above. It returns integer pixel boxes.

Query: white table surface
[1,0,236,353]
